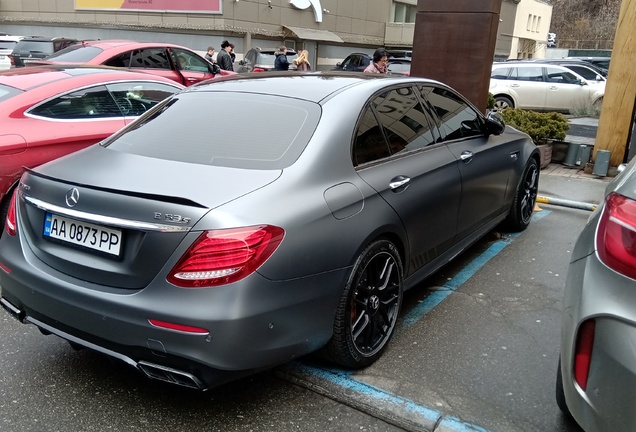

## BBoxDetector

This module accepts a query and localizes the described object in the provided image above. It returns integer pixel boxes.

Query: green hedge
[500,109,569,144]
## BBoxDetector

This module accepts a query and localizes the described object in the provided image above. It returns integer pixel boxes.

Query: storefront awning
[283,25,343,43]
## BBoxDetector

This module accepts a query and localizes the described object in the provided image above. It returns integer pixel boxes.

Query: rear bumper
[0,231,346,389]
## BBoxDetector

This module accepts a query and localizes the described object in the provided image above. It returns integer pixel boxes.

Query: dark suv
[236,47,298,72]
[332,53,371,72]
[9,36,79,67]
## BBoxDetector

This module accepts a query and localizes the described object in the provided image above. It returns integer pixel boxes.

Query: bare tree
[550,0,620,48]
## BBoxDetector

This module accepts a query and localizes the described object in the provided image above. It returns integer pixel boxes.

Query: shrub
[500,109,569,144]
[487,92,495,110]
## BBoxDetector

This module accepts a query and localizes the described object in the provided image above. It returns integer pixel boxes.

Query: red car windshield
[44,45,103,62]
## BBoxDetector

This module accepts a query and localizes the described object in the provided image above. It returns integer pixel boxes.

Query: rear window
[103,91,321,169]
[44,45,102,62]
[0,41,18,50]
[13,41,54,55]
[0,83,23,103]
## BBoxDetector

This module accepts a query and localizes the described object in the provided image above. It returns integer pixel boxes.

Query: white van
[0,36,25,70]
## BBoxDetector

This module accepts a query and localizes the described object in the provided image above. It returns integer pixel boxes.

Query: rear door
[354,84,462,274]
[507,66,547,110]
[127,48,183,85]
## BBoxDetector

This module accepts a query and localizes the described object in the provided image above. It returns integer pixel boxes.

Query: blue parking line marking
[403,210,550,327]
[298,210,551,432]
[294,363,489,432]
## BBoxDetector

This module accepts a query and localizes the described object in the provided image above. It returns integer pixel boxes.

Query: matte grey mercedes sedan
[0,72,539,390]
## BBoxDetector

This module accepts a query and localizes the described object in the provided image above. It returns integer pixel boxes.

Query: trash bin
[577,145,593,167]
[563,142,580,167]
[593,150,611,176]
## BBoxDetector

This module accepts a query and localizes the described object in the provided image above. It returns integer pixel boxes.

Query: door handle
[509,84,520,88]
[460,151,473,162]
[548,86,558,90]
[389,176,411,191]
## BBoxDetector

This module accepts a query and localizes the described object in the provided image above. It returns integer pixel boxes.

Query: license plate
[44,213,122,256]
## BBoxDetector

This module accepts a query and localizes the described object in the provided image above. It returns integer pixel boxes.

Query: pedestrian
[274,45,290,71]
[363,48,389,74]
[229,43,236,64]
[293,49,311,71]
[216,40,234,71]
[205,46,215,63]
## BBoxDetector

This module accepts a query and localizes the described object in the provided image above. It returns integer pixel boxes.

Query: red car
[0,65,184,230]
[33,40,235,86]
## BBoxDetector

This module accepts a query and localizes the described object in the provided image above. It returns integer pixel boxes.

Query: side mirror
[336,62,342,67]
[485,111,505,136]
[579,79,588,86]
[210,63,221,74]
[596,74,603,81]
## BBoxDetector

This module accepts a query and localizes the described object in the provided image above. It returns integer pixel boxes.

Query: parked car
[0,65,184,231]
[521,58,607,81]
[567,56,611,76]
[332,52,371,72]
[556,159,636,431]
[33,40,232,86]
[0,72,539,390]
[0,35,25,70]
[490,62,605,112]
[235,47,297,72]
[386,49,412,59]
[387,58,411,76]
[8,36,79,67]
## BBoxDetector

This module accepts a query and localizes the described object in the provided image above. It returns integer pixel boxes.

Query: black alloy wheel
[323,239,403,368]
[505,158,539,232]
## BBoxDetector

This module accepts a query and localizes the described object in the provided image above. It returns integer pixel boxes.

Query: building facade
[0,0,551,67]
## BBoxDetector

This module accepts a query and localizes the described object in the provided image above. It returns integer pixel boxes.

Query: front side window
[107,82,181,117]
[418,86,483,141]
[172,48,210,73]
[129,48,170,69]
[546,67,580,84]
[29,85,122,119]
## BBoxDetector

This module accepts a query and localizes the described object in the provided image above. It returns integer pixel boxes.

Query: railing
[553,40,614,50]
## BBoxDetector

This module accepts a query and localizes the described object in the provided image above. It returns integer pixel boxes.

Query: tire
[556,357,572,417]
[322,239,404,368]
[503,158,539,232]
[493,95,514,112]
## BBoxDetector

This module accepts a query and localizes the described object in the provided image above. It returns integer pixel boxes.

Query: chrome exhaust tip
[138,361,207,390]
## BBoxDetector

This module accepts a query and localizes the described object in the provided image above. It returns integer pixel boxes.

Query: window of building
[392,2,417,23]
[527,14,532,31]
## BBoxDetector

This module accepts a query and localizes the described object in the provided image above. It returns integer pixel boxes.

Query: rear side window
[491,67,511,80]
[418,86,484,141]
[103,92,321,170]
[0,84,23,103]
[129,48,170,69]
[516,66,544,82]
[45,45,103,62]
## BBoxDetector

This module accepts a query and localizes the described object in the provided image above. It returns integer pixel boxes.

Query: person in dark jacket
[204,46,215,63]
[274,46,290,71]
[216,40,234,71]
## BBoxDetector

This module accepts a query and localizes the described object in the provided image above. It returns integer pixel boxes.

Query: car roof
[16,36,78,42]
[250,47,297,54]
[189,71,443,104]
[0,36,26,42]
[0,64,183,91]
[66,39,193,50]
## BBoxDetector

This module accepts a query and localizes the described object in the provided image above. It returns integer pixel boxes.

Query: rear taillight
[573,319,596,391]
[597,193,636,279]
[167,225,284,288]
[8,54,14,67]
[5,189,17,236]
[253,67,266,72]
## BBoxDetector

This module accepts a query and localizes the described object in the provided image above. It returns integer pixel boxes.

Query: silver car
[490,62,605,113]
[557,159,636,431]
[0,72,539,390]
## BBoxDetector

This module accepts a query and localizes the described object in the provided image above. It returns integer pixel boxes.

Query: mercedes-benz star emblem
[66,188,80,207]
